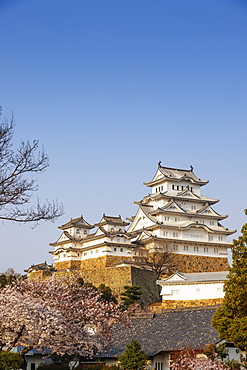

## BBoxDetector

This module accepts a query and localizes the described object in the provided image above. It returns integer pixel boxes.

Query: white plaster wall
[150,352,170,370]
[160,282,224,301]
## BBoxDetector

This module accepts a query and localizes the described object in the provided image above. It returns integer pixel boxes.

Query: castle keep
[27,163,235,305]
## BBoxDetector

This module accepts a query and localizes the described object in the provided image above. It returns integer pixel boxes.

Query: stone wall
[175,254,229,273]
[54,256,160,305]
[143,239,229,274]
[54,260,81,270]
[160,298,223,309]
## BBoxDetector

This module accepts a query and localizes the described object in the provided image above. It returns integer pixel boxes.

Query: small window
[196,288,200,293]
[96,249,98,253]
[194,246,199,252]
[165,216,169,221]
[173,232,178,237]
[31,364,36,370]
[214,248,218,253]
[120,248,123,252]
[208,235,213,241]
[172,185,175,190]
[155,362,163,370]
[63,253,66,257]
[184,246,188,251]
[111,228,114,232]
[218,236,223,241]
[191,205,196,210]
[91,250,93,254]
[204,247,209,252]
[171,289,180,295]
[114,247,117,251]
[175,217,179,222]
[210,221,214,225]
[84,252,87,256]
[84,230,87,234]
[76,228,80,234]
[119,228,122,232]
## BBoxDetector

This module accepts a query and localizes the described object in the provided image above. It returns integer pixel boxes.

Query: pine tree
[119,339,148,370]
[212,209,247,350]
[120,286,142,310]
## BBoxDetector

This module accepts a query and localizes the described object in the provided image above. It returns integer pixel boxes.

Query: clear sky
[0,0,247,274]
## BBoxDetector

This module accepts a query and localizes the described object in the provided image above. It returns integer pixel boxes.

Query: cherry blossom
[0,275,129,357]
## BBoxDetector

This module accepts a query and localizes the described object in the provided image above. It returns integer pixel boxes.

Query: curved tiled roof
[144,164,208,187]
[58,216,93,230]
[99,306,219,357]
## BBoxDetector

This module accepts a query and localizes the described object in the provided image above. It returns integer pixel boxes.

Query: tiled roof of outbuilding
[99,306,219,357]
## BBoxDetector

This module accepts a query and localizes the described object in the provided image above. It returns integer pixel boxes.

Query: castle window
[119,229,122,232]
[171,289,180,295]
[214,248,218,253]
[204,247,209,252]
[172,185,175,190]
[91,251,93,254]
[163,231,168,236]
[165,216,169,221]
[155,362,163,370]
[120,248,123,252]
[63,253,66,257]
[175,217,179,222]
[84,252,87,256]
[111,228,114,232]
[161,186,163,191]
[208,235,213,241]
[196,288,200,293]
[96,249,98,253]
[210,221,214,225]
[194,246,199,251]
[191,205,196,210]
[76,228,80,233]
[84,230,87,234]
[174,245,178,251]
[173,232,178,237]
[184,246,189,251]
[218,236,223,241]
[114,247,117,251]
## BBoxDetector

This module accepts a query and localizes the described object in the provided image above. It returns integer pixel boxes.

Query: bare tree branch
[133,244,179,279]
[0,108,64,225]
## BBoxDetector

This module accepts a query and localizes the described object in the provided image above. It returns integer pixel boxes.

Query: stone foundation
[175,254,229,273]
[161,298,223,309]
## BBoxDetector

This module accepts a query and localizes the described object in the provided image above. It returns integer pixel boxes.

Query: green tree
[119,339,148,370]
[0,351,23,370]
[212,209,247,350]
[120,286,142,310]
[97,284,117,303]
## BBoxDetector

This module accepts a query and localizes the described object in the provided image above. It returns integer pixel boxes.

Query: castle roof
[98,306,219,357]
[157,271,229,285]
[144,163,208,187]
[24,262,56,273]
[138,191,219,205]
[58,216,93,230]
[94,214,129,227]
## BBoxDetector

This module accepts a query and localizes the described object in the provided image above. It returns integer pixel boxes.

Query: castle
[27,163,235,306]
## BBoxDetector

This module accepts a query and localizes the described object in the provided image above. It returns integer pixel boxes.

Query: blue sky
[0,0,247,273]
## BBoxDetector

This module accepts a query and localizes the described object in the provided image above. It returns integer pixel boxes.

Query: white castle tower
[127,163,235,272]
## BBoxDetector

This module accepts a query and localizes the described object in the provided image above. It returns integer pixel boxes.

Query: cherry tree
[170,350,230,370]
[0,275,129,357]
